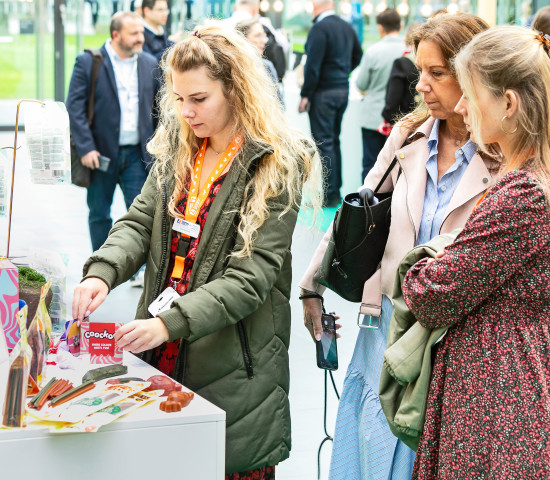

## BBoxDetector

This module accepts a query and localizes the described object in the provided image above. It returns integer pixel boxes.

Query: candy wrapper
[58,319,80,356]
[80,318,90,355]
[82,322,123,364]
[28,380,150,424]
[2,306,32,428]
[0,259,19,351]
[0,325,8,414]
[50,390,161,433]
[27,281,52,384]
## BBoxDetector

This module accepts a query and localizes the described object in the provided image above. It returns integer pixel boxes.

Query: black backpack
[263,26,286,82]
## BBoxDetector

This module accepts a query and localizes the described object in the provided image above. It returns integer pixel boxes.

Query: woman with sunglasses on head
[299,13,491,480]
[73,25,322,479]
[403,26,550,478]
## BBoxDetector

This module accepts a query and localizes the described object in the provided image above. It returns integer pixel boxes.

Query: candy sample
[82,364,128,383]
[144,375,182,396]
[159,391,194,413]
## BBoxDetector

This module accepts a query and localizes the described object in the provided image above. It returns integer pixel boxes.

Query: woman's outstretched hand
[72,277,109,322]
[114,318,169,354]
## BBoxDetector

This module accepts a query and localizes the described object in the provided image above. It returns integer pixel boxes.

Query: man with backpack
[66,11,160,253]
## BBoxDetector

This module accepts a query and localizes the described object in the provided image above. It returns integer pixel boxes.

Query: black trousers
[308,88,349,200]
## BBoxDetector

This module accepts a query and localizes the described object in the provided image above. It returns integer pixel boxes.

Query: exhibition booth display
[0,100,226,479]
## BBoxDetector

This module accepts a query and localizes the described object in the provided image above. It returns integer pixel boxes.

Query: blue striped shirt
[416,119,477,245]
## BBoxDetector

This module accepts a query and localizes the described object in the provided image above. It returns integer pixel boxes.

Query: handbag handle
[373,157,398,194]
[332,151,404,271]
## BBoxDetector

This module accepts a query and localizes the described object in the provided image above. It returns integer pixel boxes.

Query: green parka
[83,141,297,473]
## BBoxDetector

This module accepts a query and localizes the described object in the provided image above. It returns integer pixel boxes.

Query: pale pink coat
[300,117,497,316]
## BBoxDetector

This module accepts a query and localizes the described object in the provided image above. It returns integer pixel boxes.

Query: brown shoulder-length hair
[400,12,489,132]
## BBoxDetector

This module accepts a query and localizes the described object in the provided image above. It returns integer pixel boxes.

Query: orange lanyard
[171,133,244,280]
[184,133,244,223]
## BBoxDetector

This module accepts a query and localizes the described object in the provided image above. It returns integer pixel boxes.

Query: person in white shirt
[66,11,160,253]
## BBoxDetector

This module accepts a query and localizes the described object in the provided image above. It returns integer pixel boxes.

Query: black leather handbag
[70,49,103,188]
[314,157,400,303]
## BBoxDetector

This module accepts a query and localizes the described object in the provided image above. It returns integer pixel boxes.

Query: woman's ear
[504,89,519,118]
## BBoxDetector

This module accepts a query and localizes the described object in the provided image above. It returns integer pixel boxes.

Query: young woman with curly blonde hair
[73,25,322,479]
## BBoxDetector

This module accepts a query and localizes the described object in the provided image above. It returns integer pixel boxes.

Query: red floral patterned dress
[403,170,550,479]
[149,173,275,480]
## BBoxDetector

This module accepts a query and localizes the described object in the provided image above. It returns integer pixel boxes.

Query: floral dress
[149,173,275,480]
[403,170,550,479]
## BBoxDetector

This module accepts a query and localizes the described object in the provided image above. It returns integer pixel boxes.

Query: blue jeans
[308,88,349,200]
[361,128,387,181]
[87,145,148,251]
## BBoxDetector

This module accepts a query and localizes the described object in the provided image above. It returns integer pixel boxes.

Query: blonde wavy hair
[454,26,550,197]
[400,12,489,132]
[148,24,323,256]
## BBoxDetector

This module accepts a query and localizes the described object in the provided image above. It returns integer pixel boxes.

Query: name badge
[173,218,200,238]
[148,287,180,317]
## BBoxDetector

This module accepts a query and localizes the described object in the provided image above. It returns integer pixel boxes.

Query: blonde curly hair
[148,24,323,256]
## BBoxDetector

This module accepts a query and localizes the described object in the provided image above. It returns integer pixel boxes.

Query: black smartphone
[315,313,338,370]
[97,155,111,172]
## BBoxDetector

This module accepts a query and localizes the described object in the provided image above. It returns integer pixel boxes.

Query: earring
[500,115,518,135]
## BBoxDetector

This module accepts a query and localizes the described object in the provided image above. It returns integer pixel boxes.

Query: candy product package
[58,319,80,356]
[27,281,52,384]
[28,380,151,424]
[0,327,8,414]
[79,318,90,354]
[50,390,161,433]
[86,322,123,365]
[0,259,19,352]
[2,306,32,428]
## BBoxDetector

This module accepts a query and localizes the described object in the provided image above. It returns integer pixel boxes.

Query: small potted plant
[18,266,52,327]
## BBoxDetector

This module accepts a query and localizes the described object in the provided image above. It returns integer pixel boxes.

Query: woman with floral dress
[300,13,490,480]
[403,26,550,479]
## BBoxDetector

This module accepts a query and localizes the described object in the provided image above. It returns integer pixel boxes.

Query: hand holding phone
[315,313,338,370]
[97,155,111,172]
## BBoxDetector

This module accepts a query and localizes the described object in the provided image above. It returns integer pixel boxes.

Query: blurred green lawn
[0,31,109,99]
[0,26,378,100]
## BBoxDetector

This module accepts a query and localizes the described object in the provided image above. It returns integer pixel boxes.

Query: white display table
[0,351,226,479]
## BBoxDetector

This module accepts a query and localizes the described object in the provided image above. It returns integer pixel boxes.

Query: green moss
[18,266,46,289]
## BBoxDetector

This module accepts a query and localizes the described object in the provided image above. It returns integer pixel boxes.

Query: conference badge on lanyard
[172,218,200,238]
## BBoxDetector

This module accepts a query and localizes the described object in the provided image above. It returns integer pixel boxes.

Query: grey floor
[0,71,367,479]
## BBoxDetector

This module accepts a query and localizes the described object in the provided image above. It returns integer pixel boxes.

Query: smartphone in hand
[97,155,111,172]
[315,313,338,370]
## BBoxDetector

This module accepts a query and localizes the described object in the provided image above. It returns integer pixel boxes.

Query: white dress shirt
[105,39,140,146]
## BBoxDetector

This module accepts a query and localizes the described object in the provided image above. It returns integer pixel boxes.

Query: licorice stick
[35,378,63,410]
[2,356,25,427]
[55,381,73,396]
[50,380,96,407]
[49,379,70,398]
[29,377,57,408]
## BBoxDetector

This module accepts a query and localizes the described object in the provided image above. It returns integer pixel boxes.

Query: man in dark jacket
[299,0,362,207]
[66,11,160,251]
[141,0,174,61]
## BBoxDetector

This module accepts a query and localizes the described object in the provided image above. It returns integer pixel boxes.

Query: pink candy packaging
[81,321,123,364]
